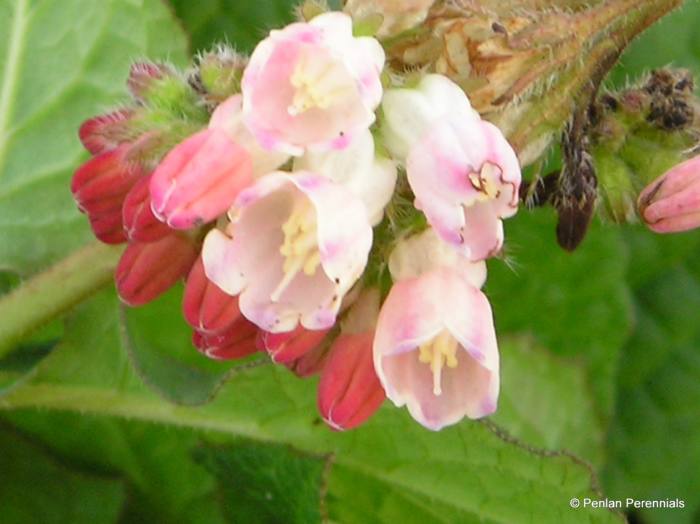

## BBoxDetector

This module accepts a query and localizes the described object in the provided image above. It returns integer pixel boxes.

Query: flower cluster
[72,10,522,431]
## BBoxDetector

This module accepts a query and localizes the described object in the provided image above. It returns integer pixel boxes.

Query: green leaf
[2,411,227,524]
[194,441,326,524]
[487,209,633,423]
[167,0,296,53]
[0,339,57,396]
[0,0,188,275]
[121,285,268,406]
[0,288,623,524]
[492,336,604,466]
[603,231,700,524]
[0,425,125,524]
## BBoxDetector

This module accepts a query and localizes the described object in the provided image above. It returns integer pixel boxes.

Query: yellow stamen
[272,201,322,302]
[417,331,460,396]
[288,52,353,116]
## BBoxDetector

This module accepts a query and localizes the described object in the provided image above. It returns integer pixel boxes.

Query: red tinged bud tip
[79,109,134,155]
[258,326,330,364]
[71,145,146,244]
[183,257,244,334]
[638,155,700,234]
[192,318,259,360]
[149,128,254,229]
[123,176,172,242]
[317,332,385,431]
[115,233,199,307]
[127,61,173,102]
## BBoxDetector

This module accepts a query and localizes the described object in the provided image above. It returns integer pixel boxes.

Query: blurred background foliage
[1,0,699,523]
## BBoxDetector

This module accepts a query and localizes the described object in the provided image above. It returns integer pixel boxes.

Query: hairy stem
[0,242,122,358]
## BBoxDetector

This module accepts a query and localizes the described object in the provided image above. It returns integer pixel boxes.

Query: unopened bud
[127,61,175,102]
[71,145,146,244]
[78,109,135,155]
[638,155,700,234]
[258,326,330,364]
[122,176,172,242]
[196,47,248,104]
[183,257,244,335]
[317,332,385,430]
[115,234,198,307]
[149,127,253,229]
[192,318,259,360]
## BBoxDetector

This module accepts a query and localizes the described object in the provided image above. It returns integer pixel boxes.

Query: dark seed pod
[553,121,598,252]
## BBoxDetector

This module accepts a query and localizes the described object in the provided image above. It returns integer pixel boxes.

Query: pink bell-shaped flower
[241,12,385,155]
[202,171,373,333]
[374,229,499,430]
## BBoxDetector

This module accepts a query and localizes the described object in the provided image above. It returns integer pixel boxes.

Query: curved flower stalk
[242,12,385,155]
[374,229,499,430]
[382,75,522,261]
[202,172,373,332]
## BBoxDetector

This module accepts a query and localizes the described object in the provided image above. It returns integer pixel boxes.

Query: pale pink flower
[150,95,288,229]
[294,129,396,225]
[381,74,479,160]
[241,12,385,155]
[382,75,521,261]
[373,229,499,430]
[202,171,373,333]
[638,155,700,233]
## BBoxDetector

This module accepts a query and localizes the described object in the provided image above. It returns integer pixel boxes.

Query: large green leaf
[492,337,604,467]
[121,285,269,406]
[0,0,188,275]
[2,411,228,524]
[194,441,327,524]
[0,288,623,524]
[0,425,125,524]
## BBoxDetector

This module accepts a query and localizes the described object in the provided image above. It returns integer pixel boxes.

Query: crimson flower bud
[638,155,700,233]
[149,128,253,229]
[71,145,145,244]
[127,61,174,102]
[192,318,259,360]
[317,332,385,431]
[183,257,244,334]
[122,176,172,242]
[78,109,134,155]
[258,327,330,364]
[115,234,198,307]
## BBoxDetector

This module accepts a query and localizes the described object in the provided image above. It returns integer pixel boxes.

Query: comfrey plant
[70,0,699,431]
